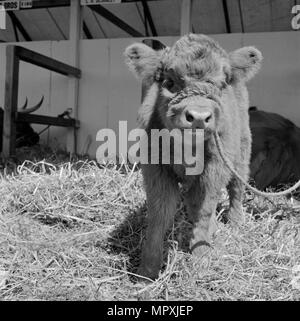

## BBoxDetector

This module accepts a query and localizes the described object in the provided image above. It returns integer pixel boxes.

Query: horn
[19,97,28,110]
[19,96,44,114]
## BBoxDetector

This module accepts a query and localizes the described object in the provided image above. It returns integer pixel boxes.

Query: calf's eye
[162,78,175,92]
[206,79,215,85]
[220,81,227,89]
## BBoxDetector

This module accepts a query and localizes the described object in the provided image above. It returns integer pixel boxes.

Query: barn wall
[0,31,299,157]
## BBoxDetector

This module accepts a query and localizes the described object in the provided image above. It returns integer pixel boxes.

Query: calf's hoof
[137,265,160,281]
[190,240,212,257]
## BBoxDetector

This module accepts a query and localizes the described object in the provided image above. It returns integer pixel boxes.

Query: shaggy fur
[124,34,263,280]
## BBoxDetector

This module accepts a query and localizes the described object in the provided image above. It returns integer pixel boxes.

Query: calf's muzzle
[177,96,217,134]
[184,107,213,129]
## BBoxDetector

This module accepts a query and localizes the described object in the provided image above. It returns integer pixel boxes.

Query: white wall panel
[77,39,110,156]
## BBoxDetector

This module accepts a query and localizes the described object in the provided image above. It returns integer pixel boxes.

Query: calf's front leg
[138,165,179,280]
[184,181,219,256]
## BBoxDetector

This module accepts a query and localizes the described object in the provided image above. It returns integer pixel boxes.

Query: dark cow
[125,34,262,279]
[0,97,43,151]
[249,107,300,190]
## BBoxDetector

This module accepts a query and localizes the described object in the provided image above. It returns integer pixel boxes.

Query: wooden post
[67,0,82,155]
[3,46,19,159]
[180,0,192,36]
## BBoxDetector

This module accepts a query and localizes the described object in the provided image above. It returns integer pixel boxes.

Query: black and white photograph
[0,0,299,306]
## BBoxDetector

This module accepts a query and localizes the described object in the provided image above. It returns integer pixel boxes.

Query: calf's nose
[185,109,213,129]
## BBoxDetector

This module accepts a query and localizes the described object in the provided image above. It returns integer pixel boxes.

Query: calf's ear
[229,46,263,82]
[124,43,162,81]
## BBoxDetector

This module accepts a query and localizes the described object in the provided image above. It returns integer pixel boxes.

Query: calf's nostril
[184,109,213,126]
[185,112,194,123]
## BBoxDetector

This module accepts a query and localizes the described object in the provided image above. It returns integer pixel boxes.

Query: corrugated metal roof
[0,0,299,42]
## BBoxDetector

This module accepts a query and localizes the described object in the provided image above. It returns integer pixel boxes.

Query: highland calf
[125,34,263,280]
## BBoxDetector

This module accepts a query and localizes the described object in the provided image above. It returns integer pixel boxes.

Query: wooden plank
[224,0,243,33]
[239,0,272,33]
[13,10,51,41]
[222,0,231,33]
[90,4,144,37]
[17,113,80,128]
[10,13,20,41]
[141,0,158,36]
[90,2,145,38]
[192,0,227,34]
[67,0,81,155]
[7,11,31,41]
[83,21,93,39]
[180,0,192,35]
[82,6,105,38]
[47,7,69,39]
[147,0,181,36]
[3,46,19,158]
[15,45,81,77]
[269,0,296,31]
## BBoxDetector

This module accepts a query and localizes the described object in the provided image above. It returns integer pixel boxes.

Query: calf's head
[125,34,262,140]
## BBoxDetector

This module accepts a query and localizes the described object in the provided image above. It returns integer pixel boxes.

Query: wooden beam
[83,21,93,39]
[14,46,81,78]
[17,113,80,128]
[224,0,243,33]
[141,0,158,36]
[140,1,149,36]
[7,12,31,41]
[10,14,20,42]
[222,0,231,33]
[90,4,144,37]
[3,46,19,159]
[67,0,82,155]
[24,0,70,9]
[238,0,245,33]
[46,8,67,40]
[180,0,192,36]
